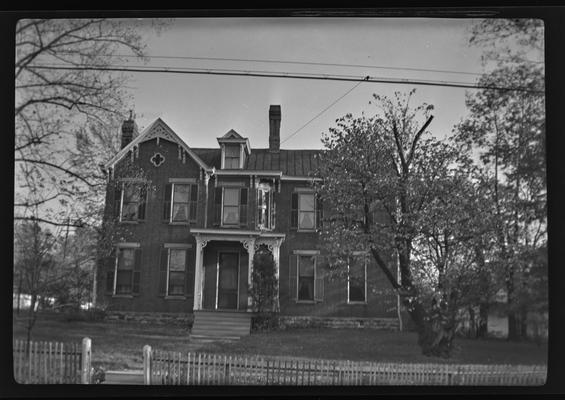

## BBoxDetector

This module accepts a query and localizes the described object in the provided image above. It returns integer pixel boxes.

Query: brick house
[97,106,400,336]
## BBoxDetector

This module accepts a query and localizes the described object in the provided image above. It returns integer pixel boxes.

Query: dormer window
[224,145,241,169]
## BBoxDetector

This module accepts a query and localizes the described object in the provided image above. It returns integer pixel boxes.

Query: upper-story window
[114,181,147,222]
[290,191,322,231]
[164,182,198,223]
[224,145,241,169]
[214,186,248,227]
[257,183,275,230]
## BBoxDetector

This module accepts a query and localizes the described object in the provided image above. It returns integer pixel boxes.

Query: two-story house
[97,106,400,337]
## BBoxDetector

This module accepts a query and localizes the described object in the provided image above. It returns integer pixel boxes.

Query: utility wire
[27,64,544,94]
[280,78,367,145]
[60,52,486,77]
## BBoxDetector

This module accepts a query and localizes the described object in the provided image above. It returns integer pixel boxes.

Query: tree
[316,90,493,357]
[14,218,59,343]
[14,19,167,318]
[14,18,167,228]
[455,19,546,340]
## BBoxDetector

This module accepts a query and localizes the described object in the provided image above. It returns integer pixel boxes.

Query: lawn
[13,312,547,371]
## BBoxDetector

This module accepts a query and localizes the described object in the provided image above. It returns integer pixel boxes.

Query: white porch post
[241,238,256,311]
[272,239,283,313]
[193,236,208,310]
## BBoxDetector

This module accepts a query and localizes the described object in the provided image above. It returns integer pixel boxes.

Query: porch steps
[190,310,252,340]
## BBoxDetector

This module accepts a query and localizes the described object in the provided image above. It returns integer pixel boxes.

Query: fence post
[81,337,92,384]
[143,345,152,385]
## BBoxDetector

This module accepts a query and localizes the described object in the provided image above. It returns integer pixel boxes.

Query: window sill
[168,221,191,226]
[296,229,317,233]
[112,294,134,298]
[296,300,316,304]
[347,301,368,305]
[165,296,187,300]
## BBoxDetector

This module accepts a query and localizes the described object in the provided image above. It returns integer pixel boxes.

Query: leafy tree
[14,218,59,343]
[316,90,494,357]
[455,18,546,340]
[249,248,278,314]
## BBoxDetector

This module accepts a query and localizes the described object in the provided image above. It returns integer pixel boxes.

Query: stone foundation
[277,316,400,331]
[106,311,193,327]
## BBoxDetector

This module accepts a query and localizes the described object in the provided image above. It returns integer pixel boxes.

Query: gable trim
[104,118,212,172]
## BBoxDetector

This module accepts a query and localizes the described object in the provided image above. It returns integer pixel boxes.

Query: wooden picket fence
[143,347,546,386]
[13,338,92,384]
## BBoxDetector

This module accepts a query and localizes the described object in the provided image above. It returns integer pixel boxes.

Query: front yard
[13,312,547,370]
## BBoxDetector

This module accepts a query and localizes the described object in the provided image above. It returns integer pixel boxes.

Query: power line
[63,52,486,77]
[280,78,367,145]
[27,64,544,94]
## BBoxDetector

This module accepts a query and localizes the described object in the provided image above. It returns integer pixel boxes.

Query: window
[111,246,141,295]
[116,182,147,222]
[291,191,322,231]
[298,193,315,230]
[164,183,198,223]
[290,251,324,302]
[348,255,367,303]
[159,245,193,297]
[257,184,275,230]
[224,145,241,169]
[223,187,240,225]
[298,255,315,301]
[168,249,186,296]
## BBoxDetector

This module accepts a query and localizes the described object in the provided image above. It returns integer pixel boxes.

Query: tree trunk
[478,303,489,338]
[406,300,456,358]
[508,312,520,341]
[468,307,476,338]
[26,293,38,345]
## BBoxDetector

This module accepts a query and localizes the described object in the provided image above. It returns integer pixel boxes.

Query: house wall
[98,137,399,320]
[97,138,200,313]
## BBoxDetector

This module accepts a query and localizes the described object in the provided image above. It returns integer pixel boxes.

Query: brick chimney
[121,110,138,149]
[269,105,281,153]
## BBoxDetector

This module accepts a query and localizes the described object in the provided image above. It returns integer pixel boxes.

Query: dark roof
[192,148,221,169]
[245,149,322,176]
[191,148,323,176]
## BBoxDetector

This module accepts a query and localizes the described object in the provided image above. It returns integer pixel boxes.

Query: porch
[190,229,285,339]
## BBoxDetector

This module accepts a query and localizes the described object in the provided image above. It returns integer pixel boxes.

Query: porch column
[271,239,283,313]
[193,236,208,310]
[240,238,256,311]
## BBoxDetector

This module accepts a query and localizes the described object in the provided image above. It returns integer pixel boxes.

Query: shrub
[251,312,280,332]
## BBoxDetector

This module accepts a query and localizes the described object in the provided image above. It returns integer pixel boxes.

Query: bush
[63,307,106,322]
[251,312,280,332]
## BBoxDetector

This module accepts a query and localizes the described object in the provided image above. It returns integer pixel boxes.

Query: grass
[13,311,547,371]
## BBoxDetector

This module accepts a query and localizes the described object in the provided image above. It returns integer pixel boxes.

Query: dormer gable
[217,129,251,169]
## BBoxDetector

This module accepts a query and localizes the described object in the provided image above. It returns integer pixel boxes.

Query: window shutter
[213,187,222,227]
[163,183,172,221]
[290,192,298,230]
[185,248,194,297]
[189,184,198,222]
[314,257,324,302]
[240,187,248,226]
[159,248,168,296]
[289,253,298,302]
[316,195,323,231]
[138,185,147,221]
[133,248,142,294]
[105,248,116,294]
[270,191,276,230]
[113,184,122,220]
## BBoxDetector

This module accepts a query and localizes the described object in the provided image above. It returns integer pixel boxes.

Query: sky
[123,18,490,150]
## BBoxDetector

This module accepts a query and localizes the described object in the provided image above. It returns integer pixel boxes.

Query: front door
[217,252,239,310]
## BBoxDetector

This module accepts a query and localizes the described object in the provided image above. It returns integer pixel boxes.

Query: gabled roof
[217,129,251,155]
[219,129,244,140]
[104,118,212,172]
